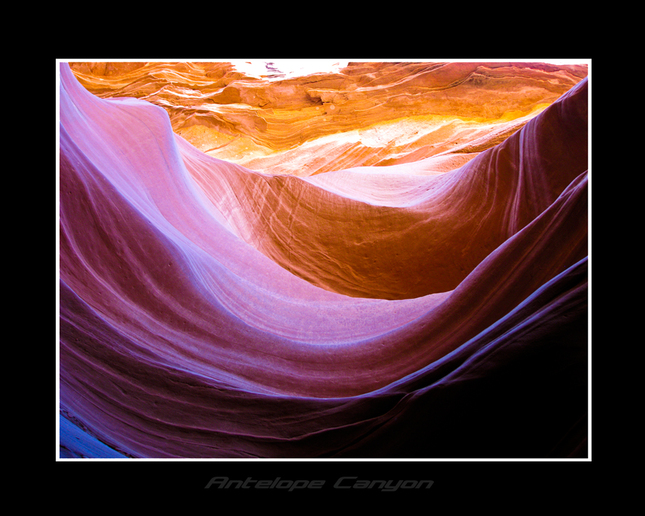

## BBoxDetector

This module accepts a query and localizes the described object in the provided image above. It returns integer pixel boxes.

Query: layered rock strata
[69,61,587,176]
[59,61,589,459]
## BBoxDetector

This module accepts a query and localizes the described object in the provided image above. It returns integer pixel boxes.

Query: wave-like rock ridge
[59,61,589,459]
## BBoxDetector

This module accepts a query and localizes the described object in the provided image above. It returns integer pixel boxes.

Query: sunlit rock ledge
[69,61,587,176]
[59,61,590,459]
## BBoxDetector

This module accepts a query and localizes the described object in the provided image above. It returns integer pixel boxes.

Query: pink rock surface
[59,61,589,459]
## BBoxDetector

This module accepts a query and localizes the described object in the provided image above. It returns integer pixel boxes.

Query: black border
[49,51,600,508]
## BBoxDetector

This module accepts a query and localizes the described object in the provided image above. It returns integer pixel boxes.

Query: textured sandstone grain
[59,62,589,459]
[69,61,587,176]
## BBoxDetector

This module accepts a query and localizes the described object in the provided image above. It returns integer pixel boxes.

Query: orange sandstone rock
[69,61,587,176]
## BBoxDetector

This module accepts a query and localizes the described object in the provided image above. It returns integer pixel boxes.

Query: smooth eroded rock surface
[59,61,589,459]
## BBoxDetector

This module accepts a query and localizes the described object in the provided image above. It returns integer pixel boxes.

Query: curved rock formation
[59,61,589,459]
[69,61,587,176]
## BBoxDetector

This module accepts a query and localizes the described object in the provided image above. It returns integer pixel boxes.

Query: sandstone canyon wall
[59,60,589,459]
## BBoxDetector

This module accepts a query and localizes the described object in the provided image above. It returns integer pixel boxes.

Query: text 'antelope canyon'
[58,60,590,459]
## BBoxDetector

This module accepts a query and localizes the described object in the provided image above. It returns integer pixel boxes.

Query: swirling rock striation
[59,62,589,459]
[69,61,587,176]
[179,76,587,299]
